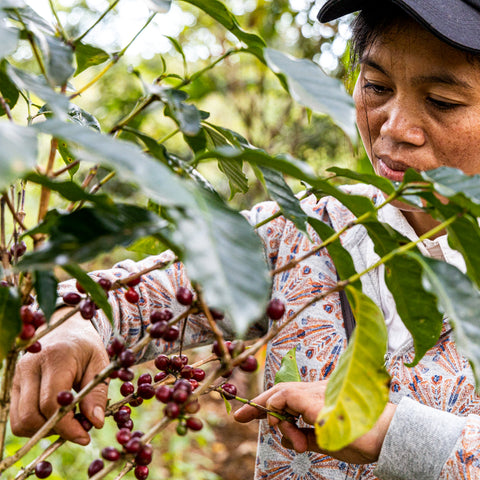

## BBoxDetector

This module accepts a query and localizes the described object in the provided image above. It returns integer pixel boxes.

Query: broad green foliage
[0,287,21,363]
[315,286,390,451]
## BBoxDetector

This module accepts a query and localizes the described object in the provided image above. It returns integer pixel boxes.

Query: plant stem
[37,138,58,225]
[14,438,64,480]
[74,0,121,44]
[158,128,180,144]
[0,350,19,462]
[48,0,68,41]
[214,387,297,424]
[2,193,27,233]
[109,96,156,135]
[271,190,400,276]
[0,94,13,121]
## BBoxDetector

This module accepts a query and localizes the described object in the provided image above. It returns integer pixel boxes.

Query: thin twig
[14,438,64,480]
[74,0,121,43]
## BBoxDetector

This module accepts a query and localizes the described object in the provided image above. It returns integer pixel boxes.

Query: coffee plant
[2,0,480,478]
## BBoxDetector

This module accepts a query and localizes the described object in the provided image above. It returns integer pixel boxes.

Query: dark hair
[349,1,480,69]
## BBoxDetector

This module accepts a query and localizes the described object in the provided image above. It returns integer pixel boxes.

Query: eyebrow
[360,58,474,90]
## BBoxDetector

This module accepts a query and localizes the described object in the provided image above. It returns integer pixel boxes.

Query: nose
[379,100,425,147]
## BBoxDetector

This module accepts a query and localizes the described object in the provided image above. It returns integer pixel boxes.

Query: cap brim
[317,0,480,53]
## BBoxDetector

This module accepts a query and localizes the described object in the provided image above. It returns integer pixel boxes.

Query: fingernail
[93,406,105,425]
[73,435,90,446]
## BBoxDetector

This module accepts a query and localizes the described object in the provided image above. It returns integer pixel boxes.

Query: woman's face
[353,19,480,182]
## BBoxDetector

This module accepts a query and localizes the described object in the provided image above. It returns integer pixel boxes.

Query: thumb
[79,347,110,429]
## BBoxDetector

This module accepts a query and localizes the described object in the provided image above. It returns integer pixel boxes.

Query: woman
[11,1,480,478]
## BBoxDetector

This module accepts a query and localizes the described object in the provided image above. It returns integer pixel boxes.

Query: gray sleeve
[374,396,467,480]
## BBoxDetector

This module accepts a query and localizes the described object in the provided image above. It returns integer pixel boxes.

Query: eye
[362,81,389,95]
[427,97,461,111]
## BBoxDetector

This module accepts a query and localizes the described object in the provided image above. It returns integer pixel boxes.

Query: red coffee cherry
[120,382,135,397]
[155,385,172,403]
[57,390,74,406]
[32,311,46,329]
[137,373,152,385]
[101,446,121,461]
[20,305,34,324]
[130,396,144,408]
[186,417,203,431]
[88,459,104,477]
[170,355,184,372]
[75,281,86,294]
[175,286,193,306]
[154,354,170,371]
[63,292,82,306]
[125,287,140,304]
[26,341,42,354]
[150,308,173,323]
[11,241,27,258]
[116,428,132,446]
[97,278,112,292]
[163,326,180,342]
[266,298,285,320]
[135,444,153,466]
[154,371,168,383]
[19,323,35,340]
[126,276,141,287]
[180,365,193,379]
[172,388,189,404]
[80,299,96,320]
[107,337,125,358]
[149,320,168,339]
[74,412,93,432]
[35,461,52,478]
[239,355,258,373]
[113,407,131,424]
[137,383,155,400]
[192,368,206,382]
[124,438,142,454]
[118,368,134,382]
[184,399,201,414]
[164,401,180,419]
[119,349,135,368]
[134,465,149,480]
[221,383,237,398]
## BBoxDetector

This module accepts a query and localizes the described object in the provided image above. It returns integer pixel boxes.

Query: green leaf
[145,0,172,13]
[7,65,69,116]
[169,190,271,336]
[274,347,301,384]
[74,42,110,76]
[18,204,169,269]
[327,166,395,196]
[163,88,201,136]
[0,13,18,59]
[198,146,376,217]
[179,0,266,61]
[0,122,38,190]
[409,253,480,387]
[33,270,58,321]
[221,393,232,414]
[362,223,444,363]
[315,286,389,450]
[42,33,75,86]
[127,235,167,255]
[261,167,309,235]
[421,167,480,217]
[4,5,54,33]
[33,119,199,209]
[264,48,357,144]
[307,217,361,289]
[0,286,21,362]
[67,104,101,131]
[24,172,114,209]
[218,158,248,199]
[61,263,112,323]
[0,60,19,116]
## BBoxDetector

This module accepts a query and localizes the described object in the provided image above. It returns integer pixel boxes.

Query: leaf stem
[48,0,68,41]
[74,0,121,44]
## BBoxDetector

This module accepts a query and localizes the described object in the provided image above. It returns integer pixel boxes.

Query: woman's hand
[234,381,396,464]
[10,309,110,445]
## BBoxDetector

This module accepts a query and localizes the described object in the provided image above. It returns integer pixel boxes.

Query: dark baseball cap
[317,0,480,53]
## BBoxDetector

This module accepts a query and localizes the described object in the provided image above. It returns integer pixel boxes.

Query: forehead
[361,19,480,84]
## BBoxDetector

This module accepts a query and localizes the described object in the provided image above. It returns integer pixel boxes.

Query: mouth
[375,157,410,182]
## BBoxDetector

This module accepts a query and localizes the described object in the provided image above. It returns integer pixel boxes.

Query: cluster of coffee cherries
[18,305,45,353]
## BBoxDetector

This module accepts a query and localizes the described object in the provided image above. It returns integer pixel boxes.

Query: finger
[38,355,90,445]
[233,404,267,423]
[78,347,110,430]
[10,357,45,437]
[278,421,308,453]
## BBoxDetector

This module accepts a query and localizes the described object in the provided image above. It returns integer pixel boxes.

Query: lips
[375,157,410,182]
